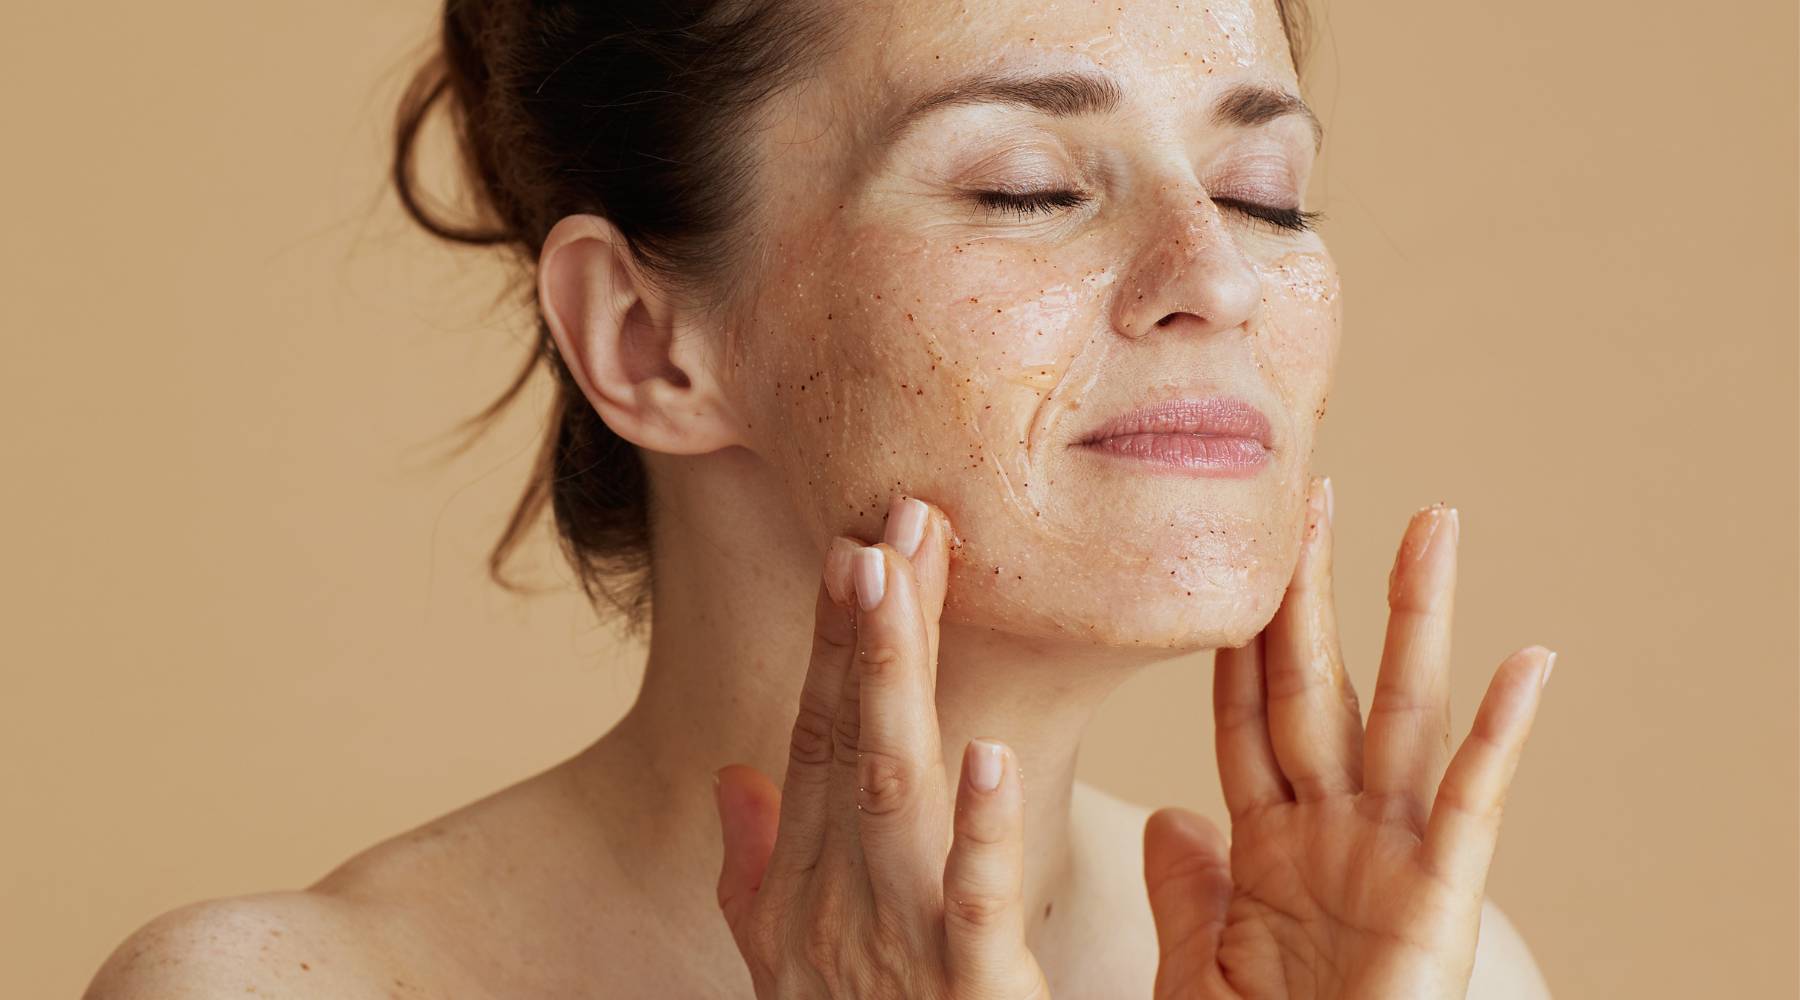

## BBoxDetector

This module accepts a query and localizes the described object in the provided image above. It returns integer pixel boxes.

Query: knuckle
[1161,847,1229,886]
[855,750,916,818]
[857,639,909,683]
[1214,701,1267,733]
[812,618,856,658]
[1263,661,1329,701]
[950,809,1008,848]
[943,888,1012,931]
[831,706,863,767]
[1366,790,1431,831]
[954,804,1009,847]
[1366,694,1436,718]
[788,701,837,771]
[1465,719,1513,755]
[1436,785,1503,824]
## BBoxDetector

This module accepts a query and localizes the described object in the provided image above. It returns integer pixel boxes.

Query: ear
[537,214,743,455]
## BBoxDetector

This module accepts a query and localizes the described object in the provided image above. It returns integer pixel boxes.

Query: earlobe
[536,214,743,456]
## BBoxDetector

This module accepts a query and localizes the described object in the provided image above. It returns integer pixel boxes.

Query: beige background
[4,1,1795,996]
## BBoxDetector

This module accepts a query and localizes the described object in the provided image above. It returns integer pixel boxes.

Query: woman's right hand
[711,495,1052,999]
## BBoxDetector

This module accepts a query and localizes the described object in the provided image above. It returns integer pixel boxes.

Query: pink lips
[1076,397,1273,476]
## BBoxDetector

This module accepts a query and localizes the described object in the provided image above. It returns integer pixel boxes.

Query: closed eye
[1213,197,1324,234]
[971,188,1092,218]
[971,189,1322,233]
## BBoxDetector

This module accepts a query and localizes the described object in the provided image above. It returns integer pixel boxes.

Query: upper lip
[1076,396,1274,449]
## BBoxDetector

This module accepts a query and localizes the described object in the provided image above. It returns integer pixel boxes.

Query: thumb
[1143,807,1234,967]
[713,764,781,940]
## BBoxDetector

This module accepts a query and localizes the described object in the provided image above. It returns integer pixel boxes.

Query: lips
[1076,396,1274,449]
[1072,396,1275,476]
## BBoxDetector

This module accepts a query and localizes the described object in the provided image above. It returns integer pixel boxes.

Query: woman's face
[725,0,1340,651]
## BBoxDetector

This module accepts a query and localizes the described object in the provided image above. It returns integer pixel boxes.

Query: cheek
[735,232,1101,543]
[1252,250,1342,427]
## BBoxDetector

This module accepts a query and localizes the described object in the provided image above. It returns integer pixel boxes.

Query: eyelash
[971,189,1323,233]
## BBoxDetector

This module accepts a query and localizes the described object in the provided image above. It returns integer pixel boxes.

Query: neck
[576,448,1174,942]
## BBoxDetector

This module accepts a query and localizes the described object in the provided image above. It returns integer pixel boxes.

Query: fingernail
[1406,504,1455,565]
[1322,476,1335,524]
[968,738,1004,792]
[1541,649,1558,689]
[1389,504,1457,606]
[824,537,858,607]
[853,546,885,611]
[884,496,929,559]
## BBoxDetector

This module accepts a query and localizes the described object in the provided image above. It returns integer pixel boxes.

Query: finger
[1143,807,1233,974]
[817,498,942,867]
[883,495,949,674]
[1362,503,1459,831]
[760,535,862,882]
[942,739,1034,990]
[1263,475,1364,800]
[1214,630,1293,822]
[833,539,949,912]
[714,764,783,946]
[1421,646,1555,890]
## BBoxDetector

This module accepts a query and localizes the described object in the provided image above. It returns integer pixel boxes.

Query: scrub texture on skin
[722,0,1341,652]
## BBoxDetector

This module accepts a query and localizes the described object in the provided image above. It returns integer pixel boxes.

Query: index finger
[1363,503,1459,831]
[843,504,952,911]
[758,535,863,885]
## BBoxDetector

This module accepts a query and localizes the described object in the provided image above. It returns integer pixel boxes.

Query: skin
[83,0,1555,997]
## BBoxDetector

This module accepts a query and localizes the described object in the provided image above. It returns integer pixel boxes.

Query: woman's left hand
[1143,476,1556,999]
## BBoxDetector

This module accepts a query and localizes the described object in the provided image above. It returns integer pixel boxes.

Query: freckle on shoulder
[82,892,406,999]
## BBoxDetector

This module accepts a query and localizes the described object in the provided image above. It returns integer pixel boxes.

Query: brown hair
[390,0,1313,639]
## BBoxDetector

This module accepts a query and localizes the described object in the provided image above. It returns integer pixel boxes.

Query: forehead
[793,0,1300,168]
[849,0,1296,101]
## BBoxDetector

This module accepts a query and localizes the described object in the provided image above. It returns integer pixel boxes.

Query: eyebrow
[876,68,1324,152]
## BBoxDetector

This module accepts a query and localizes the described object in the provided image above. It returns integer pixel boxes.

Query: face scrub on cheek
[1249,250,1341,420]
[972,269,1121,542]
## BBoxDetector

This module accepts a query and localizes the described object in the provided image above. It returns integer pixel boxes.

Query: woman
[85,0,1556,996]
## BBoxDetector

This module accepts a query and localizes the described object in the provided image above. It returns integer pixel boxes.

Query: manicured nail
[853,546,885,611]
[1541,649,1558,689]
[1408,504,1455,565]
[884,496,929,559]
[824,536,858,607]
[968,739,1005,792]
[1322,476,1335,524]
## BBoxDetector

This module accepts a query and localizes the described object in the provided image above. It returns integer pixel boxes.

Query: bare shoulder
[80,891,412,1000]
[1469,897,1554,999]
[83,769,579,1000]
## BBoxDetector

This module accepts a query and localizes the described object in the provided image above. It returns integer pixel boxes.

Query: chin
[936,504,1302,654]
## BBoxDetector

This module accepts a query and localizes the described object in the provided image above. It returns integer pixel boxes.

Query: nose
[1112,190,1262,340]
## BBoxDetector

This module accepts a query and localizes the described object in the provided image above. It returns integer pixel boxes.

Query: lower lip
[1078,433,1271,476]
